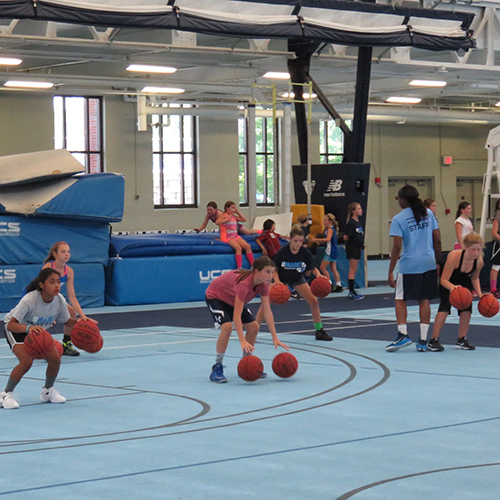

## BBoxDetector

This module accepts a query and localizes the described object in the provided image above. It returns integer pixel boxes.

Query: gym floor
[0,261,499,499]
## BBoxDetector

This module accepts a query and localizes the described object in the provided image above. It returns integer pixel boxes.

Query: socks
[247,253,254,266]
[4,377,19,393]
[420,323,430,342]
[215,352,224,365]
[314,322,323,332]
[398,324,408,336]
[45,376,57,389]
[235,254,243,269]
[491,280,497,292]
[63,335,71,343]
[348,279,355,293]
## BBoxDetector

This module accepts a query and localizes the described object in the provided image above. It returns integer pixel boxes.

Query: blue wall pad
[0,263,105,313]
[0,215,110,265]
[109,233,268,258]
[0,173,124,222]
[105,251,365,306]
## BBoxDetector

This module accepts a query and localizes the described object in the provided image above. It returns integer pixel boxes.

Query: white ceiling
[1,3,500,123]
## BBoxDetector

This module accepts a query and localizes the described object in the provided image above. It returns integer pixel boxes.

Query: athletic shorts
[492,242,500,267]
[205,298,255,328]
[322,254,337,263]
[346,246,361,260]
[395,269,439,301]
[4,325,26,350]
[281,274,308,289]
[437,285,472,315]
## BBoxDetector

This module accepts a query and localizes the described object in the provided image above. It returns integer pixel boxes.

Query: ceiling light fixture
[0,57,22,66]
[263,71,290,79]
[4,80,54,88]
[386,96,422,104]
[409,80,447,87]
[282,92,317,99]
[141,86,185,94]
[127,64,177,74]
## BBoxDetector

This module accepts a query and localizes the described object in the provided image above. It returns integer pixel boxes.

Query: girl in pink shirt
[205,256,289,383]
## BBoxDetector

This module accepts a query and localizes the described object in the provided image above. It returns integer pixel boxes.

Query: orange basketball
[237,355,264,382]
[54,340,63,358]
[478,293,499,318]
[71,321,103,353]
[272,352,298,378]
[270,283,291,305]
[449,286,473,310]
[310,277,331,298]
[24,329,54,360]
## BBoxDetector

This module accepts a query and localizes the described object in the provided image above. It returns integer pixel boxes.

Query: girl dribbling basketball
[206,256,288,383]
[1,268,77,409]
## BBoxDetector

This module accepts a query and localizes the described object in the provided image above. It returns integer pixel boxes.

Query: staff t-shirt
[389,208,439,274]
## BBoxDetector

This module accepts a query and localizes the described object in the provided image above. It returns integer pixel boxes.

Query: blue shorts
[322,255,337,263]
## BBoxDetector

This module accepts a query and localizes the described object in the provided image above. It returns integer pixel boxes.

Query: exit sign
[442,156,453,165]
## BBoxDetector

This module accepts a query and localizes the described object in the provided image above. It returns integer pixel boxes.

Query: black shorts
[205,298,255,328]
[492,242,500,266]
[395,269,439,301]
[437,285,473,315]
[282,274,308,289]
[346,246,362,260]
[4,325,27,350]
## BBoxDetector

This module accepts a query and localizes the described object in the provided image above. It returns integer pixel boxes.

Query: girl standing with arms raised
[43,241,97,356]
[344,203,365,300]
[273,226,333,341]
[205,256,288,383]
[1,268,76,409]
[310,213,343,293]
[386,184,441,352]
[216,200,255,269]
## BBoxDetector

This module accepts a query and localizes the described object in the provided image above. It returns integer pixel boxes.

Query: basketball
[311,277,331,298]
[71,321,103,353]
[449,286,473,310]
[478,293,500,318]
[24,329,54,359]
[54,340,63,358]
[270,283,291,305]
[237,355,264,382]
[272,352,298,378]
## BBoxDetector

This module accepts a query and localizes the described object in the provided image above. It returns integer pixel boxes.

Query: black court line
[1,416,499,496]
[0,343,390,455]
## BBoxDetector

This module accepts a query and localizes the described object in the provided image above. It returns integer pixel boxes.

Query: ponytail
[398,184,427,225]
[25,268,60,293]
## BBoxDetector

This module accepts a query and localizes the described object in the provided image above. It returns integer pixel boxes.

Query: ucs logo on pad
[199,269,232,284]
[0,222,20,236]
[0,269,16,283]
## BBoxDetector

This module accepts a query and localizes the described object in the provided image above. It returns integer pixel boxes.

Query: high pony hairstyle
[25,268,60,293]
[44,241,69,264]
[398,184,427,225]
[236,256,276,283]
[455,201,471,219]
[346,203,361,224]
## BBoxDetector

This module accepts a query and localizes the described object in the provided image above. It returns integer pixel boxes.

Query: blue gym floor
[1,260,499,499]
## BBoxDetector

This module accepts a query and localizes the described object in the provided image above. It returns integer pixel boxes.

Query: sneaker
[0,391,20,409]
[385,333,412,352]
[209,363,228,383]
[315,328,333,341]
[348,291,365,300]
[416,341,427,352]
[260,372,268,379]
[63,340,80,356]
[456,337,476,350]
[493,290,500,299]
[290,289,301,299]
[427,337,445,352]
[333,285,343,293]
[40,387,66,404]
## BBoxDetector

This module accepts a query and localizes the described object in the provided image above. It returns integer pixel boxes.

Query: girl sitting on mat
[205,256,289,383]
[216,200,254,269]
[43,241,97,356]
[1,268,76,410]
[427,232,484,352]
[273,226,333,342]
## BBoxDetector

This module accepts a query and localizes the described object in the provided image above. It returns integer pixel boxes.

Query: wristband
[26,325,30,334]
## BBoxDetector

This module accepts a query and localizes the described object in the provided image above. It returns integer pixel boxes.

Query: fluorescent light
[141,86,185,94]
[0,57,22,66]
[282,92,317,99]
[263,71,290,79]
[4,80,54,89]
[386,96,422,104]
[127,64,177,74]
[409,80,447,87]
[495,102,500,107]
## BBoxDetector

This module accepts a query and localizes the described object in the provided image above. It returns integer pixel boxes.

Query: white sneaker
[0,390,20,409]
[40,387,66,404]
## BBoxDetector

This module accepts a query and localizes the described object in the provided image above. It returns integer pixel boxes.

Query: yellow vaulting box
[291,204,325,241]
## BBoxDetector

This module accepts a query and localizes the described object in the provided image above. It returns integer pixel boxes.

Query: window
[319,119,351,164]
[238,114,278,206]
[54,96,103,173]
[152,109,197,208]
